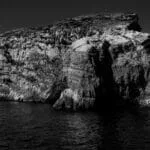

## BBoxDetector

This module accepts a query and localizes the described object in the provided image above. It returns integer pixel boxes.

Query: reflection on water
[60,113,103,150]
[0,101,150,149]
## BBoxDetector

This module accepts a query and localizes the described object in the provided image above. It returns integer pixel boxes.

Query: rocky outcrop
[0,12,150,110]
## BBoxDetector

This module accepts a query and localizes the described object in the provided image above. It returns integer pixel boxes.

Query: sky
[0,0,150,33]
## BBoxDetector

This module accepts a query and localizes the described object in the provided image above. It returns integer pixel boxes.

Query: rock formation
[0,12,150,110]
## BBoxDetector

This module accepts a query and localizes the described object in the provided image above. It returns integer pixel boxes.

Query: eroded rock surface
[0,13,150,110]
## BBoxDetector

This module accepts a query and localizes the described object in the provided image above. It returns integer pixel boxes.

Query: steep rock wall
[53,30,150,110]
[0,13,150,110]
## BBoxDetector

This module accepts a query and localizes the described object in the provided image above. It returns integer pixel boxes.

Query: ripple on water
[0,101,150,150]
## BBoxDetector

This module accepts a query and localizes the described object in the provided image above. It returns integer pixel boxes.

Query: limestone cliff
[0,13,150,110]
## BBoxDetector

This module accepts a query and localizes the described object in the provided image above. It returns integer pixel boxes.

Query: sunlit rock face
[0,12,150,110]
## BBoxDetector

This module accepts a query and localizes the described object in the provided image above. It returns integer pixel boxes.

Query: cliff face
[0,13,150,110]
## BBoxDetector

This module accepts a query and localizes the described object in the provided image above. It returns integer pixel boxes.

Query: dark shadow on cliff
[89,41,118,111]
[45,76,68,105]
[92,41,140,113]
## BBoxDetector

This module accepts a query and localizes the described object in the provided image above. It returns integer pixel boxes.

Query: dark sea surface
[0,101,150,150]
